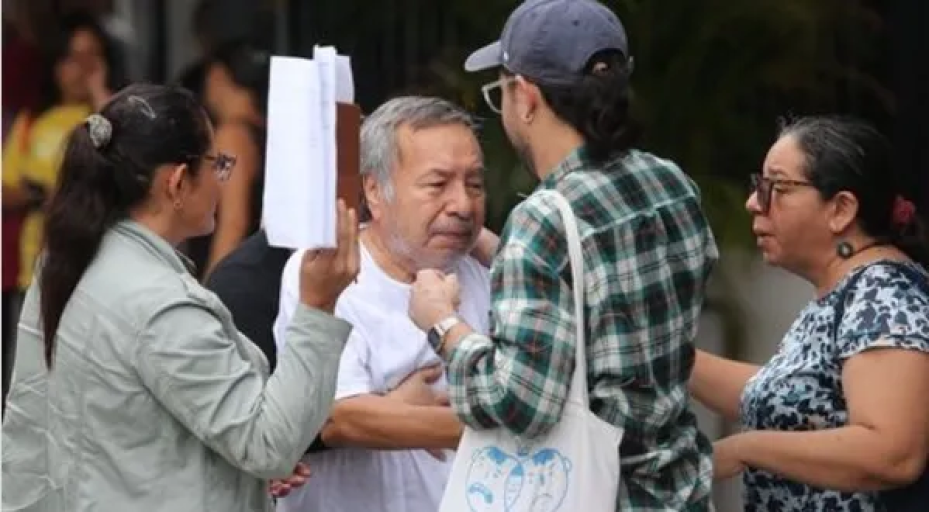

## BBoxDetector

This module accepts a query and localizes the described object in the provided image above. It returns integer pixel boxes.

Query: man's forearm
[321,395,462,450]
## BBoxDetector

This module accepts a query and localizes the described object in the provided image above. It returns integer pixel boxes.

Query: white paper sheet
[262,50,356,251]
[314,45,338,246]
[263,56,331,249]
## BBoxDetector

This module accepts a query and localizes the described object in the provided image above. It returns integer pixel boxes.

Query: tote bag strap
[536,190,589,408]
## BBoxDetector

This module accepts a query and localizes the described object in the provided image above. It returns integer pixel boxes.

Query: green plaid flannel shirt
[445,148,717,511]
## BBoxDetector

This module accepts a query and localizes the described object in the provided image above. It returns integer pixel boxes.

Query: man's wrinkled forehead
[393,121,484,170]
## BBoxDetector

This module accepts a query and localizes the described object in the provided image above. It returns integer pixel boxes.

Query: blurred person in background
[1,10,118,405]
[1,83,359,512]
[184,39,270,279]
[204,228,292,372]
[691,116,929,511]
[2,0,48,137]
[1,0,48,409]
[176,0,222,102]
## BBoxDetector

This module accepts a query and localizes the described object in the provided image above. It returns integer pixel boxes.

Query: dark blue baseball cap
[464,0,630,87]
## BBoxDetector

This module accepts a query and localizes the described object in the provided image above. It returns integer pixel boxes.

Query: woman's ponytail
[39,119,125,367]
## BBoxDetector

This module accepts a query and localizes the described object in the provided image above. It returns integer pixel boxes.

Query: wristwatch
[427,316,461,353]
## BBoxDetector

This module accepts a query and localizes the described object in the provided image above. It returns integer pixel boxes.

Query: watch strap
[429,315,461,352]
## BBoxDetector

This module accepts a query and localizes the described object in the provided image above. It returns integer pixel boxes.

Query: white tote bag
[439,190,623,512]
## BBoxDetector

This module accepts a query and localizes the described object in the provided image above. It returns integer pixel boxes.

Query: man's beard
[384,218,469,273]
[506,126,537,179]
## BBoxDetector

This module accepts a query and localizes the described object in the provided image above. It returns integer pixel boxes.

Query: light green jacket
[1,221,350,512]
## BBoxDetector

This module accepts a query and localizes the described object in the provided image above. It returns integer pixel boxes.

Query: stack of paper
[263,46,355,250]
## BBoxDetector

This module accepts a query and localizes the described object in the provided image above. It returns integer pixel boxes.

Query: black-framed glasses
[190,152,237,182]
[750,173,815,213]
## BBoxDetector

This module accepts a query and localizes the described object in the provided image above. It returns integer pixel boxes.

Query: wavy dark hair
[34,10,123,116]
[207,39,271,117]
[40,84,212,368]
[779,115,928,268]
[507,49,639,163]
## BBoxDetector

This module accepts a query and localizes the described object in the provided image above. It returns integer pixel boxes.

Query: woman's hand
[85,57,112,110]
[298,200,360,313]
[269,461,311,498]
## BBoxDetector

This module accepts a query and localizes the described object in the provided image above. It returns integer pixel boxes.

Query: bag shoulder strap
[535,190,590,407]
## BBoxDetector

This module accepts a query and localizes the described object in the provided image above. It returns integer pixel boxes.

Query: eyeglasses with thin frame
[749,173,815,214]
[187,152,237,182]
[481,76,517,114]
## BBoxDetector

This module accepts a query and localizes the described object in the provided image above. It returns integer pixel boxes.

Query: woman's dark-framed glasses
[204,152,237,182]
[749,173,814,213]
[186,152,237,182]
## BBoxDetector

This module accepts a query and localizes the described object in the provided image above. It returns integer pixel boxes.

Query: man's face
[369,123,486,270]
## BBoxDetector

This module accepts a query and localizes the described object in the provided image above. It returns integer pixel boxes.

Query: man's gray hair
[360,96,478,200]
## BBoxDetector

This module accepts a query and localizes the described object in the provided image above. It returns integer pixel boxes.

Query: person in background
[185,39,270,279]
[1,1,46,409]
[408,1,717,510]
[1,83,359,512]
[2,0,47,137]
[175,0,221,102]
[205,228,291,371]
[691,116,929,511]
[1,10,117,405]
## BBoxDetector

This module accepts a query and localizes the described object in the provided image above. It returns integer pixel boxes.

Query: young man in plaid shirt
[408,1,717,510]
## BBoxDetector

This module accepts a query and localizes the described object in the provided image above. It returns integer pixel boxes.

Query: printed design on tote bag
[463,444,572,512]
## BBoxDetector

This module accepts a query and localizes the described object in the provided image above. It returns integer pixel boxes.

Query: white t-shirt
[272,242,491,512]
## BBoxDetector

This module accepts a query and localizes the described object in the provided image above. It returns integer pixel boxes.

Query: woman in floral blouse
[691,115,929,511]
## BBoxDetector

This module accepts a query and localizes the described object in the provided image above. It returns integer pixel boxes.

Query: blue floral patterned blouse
[739,260,929,511]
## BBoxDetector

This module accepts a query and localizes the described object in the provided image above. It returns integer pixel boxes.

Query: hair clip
[85,114,113,149]
[127,95,157,120]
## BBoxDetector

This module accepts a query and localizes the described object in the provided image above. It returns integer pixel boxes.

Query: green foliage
[406,0,892,363]
[420,0,890,245]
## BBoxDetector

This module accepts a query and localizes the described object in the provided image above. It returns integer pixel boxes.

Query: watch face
[427,328,441,348]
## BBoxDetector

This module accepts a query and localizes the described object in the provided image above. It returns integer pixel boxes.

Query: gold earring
[173,200,183,210]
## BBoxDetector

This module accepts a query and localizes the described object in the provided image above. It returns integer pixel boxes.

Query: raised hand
[298,200,360,313]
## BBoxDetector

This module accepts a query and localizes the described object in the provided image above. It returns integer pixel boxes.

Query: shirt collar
[536,145,589,191]
[112,220,197,275]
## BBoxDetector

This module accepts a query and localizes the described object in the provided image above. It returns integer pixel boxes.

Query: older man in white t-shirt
[272,96,491,512]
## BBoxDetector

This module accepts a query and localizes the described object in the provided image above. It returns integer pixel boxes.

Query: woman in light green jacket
[1,83,360,512]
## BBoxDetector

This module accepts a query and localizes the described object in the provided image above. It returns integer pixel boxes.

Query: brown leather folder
[336,103,362,212]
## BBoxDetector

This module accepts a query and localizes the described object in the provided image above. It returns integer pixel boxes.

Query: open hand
[388,364,446,406]
[387,365,451,461]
